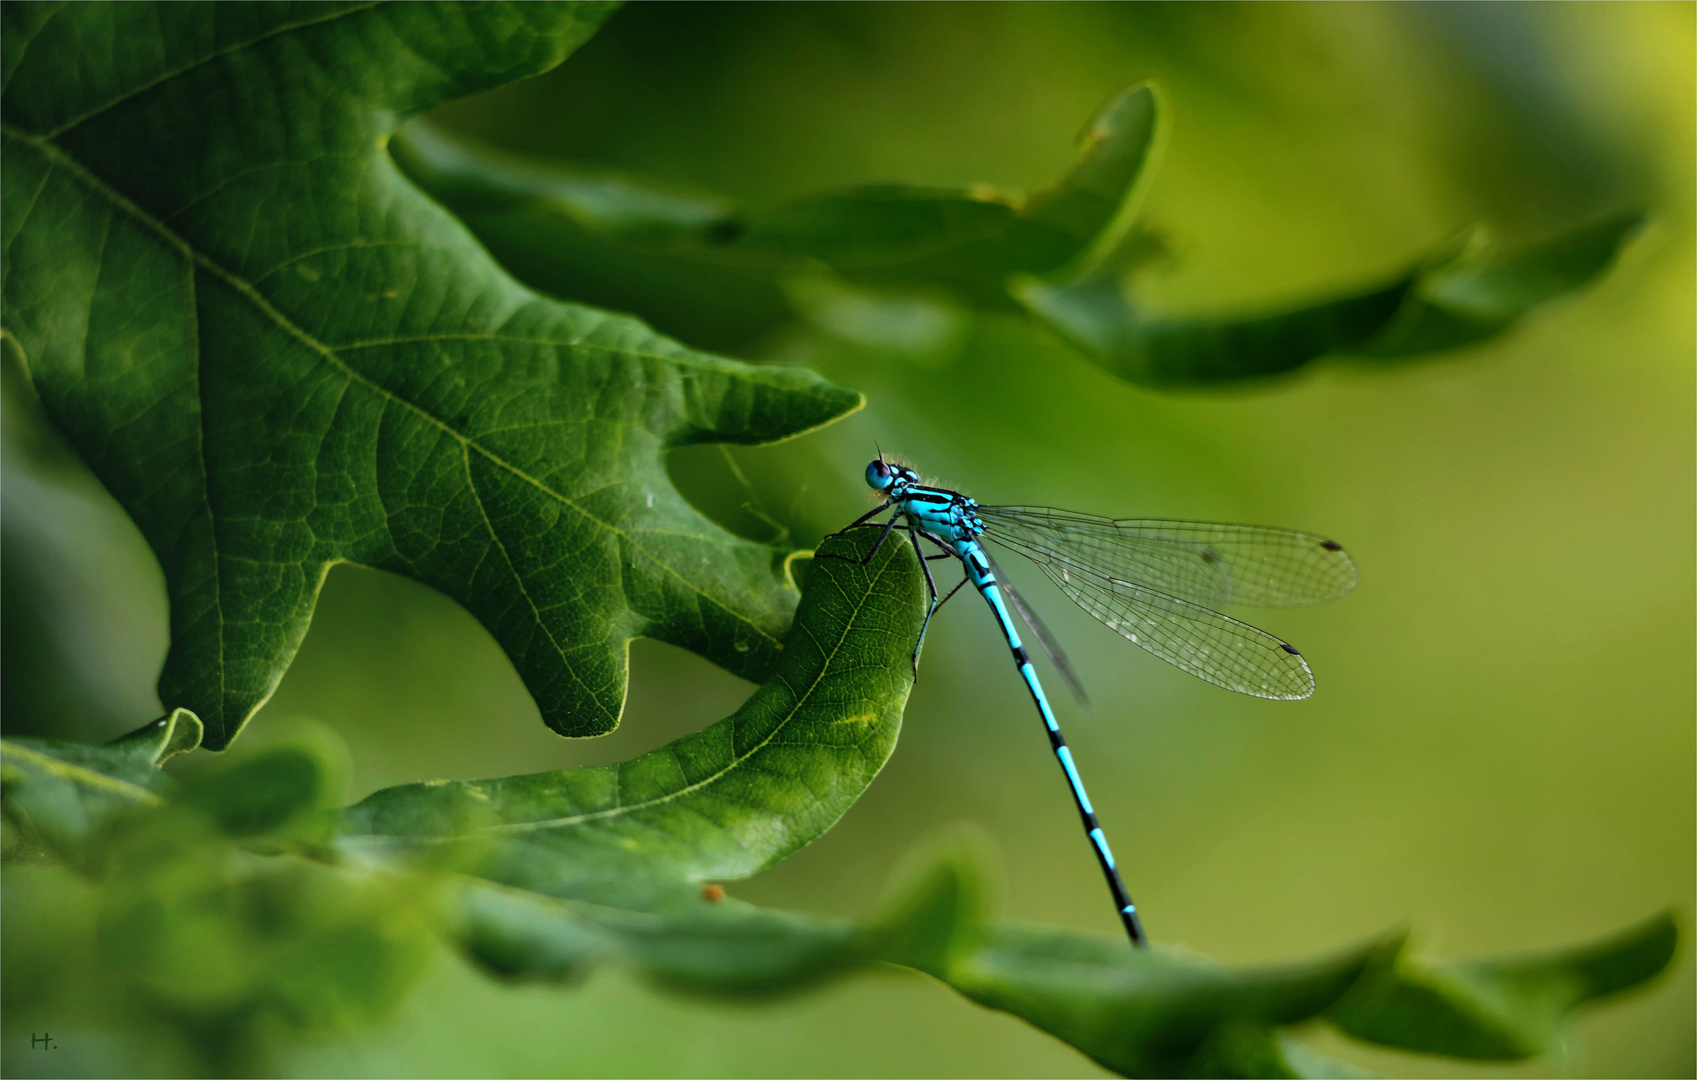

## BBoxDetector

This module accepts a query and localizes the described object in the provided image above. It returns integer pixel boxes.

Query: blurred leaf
[2,709,201,864]
[341,525,927,903]
[7,731,437,1075]
[124,759,434,1070]
[1208,1030,1375,1080]
[389,119,796,352]
[391,120,739,242]
[1015,211,1644,385]
[727,82,1160,302]
[862,846,1382,1079]
[781,272,971,366]
[1327,911,1679,1060]
[391,83,1161,344]
[1,1,862,750]
[1358,210,1648,358]
[172,740,345,849]
[440,824,983,998]
[440,834,1376,1078]
[919,923,1382,1079]
[447,857,958,998]
[1013,272,1410,386]
[102,854,437,1065]
[402,75,1638,389]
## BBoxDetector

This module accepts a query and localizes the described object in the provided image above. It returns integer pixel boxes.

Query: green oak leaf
[1,708,202,864]
[1013,210,1645,385]
[1326,911,1679,1060]
[341,526,927,904]
[0,1,862,750]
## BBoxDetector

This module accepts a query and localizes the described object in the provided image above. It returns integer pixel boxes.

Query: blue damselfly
[829,456,1357,947]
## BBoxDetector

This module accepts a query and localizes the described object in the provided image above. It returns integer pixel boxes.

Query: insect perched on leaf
[828,455,1357,947]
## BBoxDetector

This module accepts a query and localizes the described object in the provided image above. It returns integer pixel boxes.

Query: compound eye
[865,459,895,491]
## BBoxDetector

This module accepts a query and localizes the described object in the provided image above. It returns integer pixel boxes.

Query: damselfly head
[865,458,896,491]
[864,457,916,493]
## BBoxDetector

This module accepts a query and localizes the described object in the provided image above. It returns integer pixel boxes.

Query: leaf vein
[462,441,609,723]
[184,259,228,721]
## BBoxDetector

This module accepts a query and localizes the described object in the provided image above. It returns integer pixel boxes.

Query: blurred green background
[5,2,1691,1076]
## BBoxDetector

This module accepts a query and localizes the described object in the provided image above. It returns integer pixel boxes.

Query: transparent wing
[977,505,1357,608]
[1003,552,1316,700]
[981,547,1088,704]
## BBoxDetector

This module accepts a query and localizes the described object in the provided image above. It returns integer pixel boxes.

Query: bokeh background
[5,3,1692,1076]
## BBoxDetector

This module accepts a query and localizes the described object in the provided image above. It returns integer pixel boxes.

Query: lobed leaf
[0,1,863,749]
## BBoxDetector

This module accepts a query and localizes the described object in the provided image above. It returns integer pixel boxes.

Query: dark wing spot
[1320,540,1344,551]
[1200,548,1220,564]
[1280,642,1302,655]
